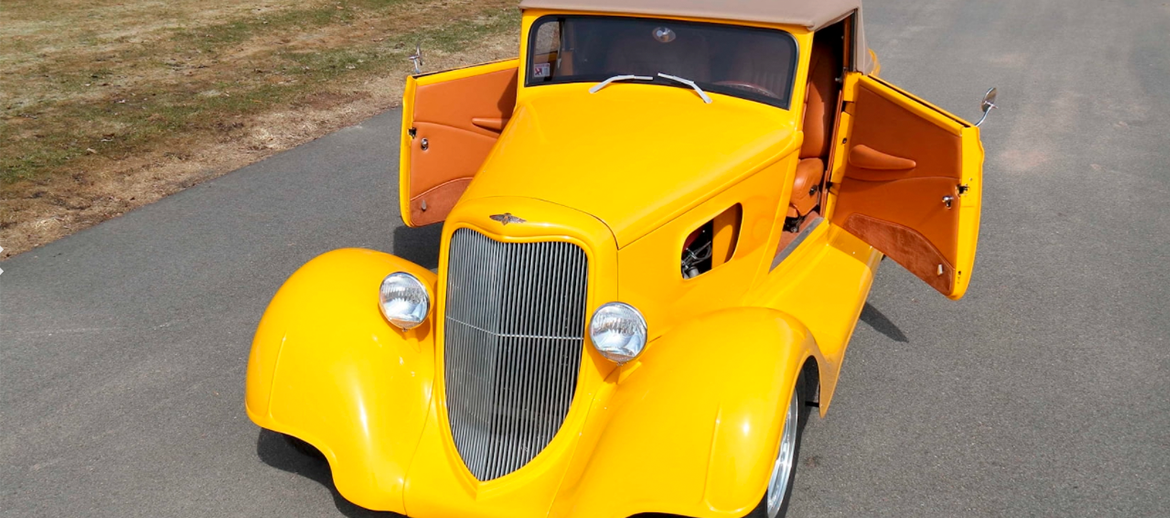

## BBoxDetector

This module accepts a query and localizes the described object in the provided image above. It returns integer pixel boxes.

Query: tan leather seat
[801,43,838,161]
[787,43,839,218]
[788,157,824,217]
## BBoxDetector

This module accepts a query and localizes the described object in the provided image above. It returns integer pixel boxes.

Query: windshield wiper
[589,74,654,94]
[588,73,712,104]
[656,73,712,104]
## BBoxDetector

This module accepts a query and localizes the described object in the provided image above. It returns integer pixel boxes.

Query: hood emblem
[489,213,526,226]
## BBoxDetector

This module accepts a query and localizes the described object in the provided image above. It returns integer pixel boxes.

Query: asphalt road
[3,1,1168,516]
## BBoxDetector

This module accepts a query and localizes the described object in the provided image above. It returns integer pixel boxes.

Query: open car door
[400,59,518,226]
[832,75,984,300]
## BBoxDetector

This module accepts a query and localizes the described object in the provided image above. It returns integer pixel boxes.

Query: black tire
[283,433,325,460]
[743,368,815,518]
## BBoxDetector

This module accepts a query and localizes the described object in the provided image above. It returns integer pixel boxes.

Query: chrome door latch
[943,195,955,209]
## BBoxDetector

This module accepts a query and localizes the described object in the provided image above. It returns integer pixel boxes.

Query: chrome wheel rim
[765,390,800,517]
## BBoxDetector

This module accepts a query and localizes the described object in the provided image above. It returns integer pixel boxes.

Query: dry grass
[0,0,521,258]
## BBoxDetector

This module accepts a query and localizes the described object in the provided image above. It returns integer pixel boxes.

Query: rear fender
[244,248,436,513]
[553,307,824,518]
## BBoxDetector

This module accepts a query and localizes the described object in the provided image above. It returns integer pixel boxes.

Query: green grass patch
[1,2,519,185]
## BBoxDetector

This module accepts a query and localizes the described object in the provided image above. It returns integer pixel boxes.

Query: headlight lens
[378,272,429,330]
[589,302,648,364]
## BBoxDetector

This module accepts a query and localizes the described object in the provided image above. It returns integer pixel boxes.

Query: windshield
[527,15,798,109]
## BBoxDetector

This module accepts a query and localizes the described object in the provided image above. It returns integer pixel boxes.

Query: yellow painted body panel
[460,81,798,248]
[617,158,793,341]
[245,248,438,512]
[246,6,986,518]
[750,225,884,412]
[247,241,827,517]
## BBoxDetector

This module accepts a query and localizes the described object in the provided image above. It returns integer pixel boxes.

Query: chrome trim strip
[770,216,824,271]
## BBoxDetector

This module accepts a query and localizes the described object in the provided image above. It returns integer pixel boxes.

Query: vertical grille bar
[444,229,588,481]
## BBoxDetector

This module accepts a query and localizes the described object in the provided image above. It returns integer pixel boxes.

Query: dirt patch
[1,0,520,259]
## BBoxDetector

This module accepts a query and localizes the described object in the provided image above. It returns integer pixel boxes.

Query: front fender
[555,307,824,518]
[244,248,436,513]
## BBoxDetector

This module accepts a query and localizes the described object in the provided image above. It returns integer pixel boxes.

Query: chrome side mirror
[408,43,423,74]
[975,87,997,127]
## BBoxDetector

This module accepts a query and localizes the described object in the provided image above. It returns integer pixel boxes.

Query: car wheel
[744,373,812,518]
[283,433,324,460]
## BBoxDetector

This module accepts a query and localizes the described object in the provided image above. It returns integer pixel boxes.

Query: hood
[459,83,798,247]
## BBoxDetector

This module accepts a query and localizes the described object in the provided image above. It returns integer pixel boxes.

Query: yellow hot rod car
[246,0,995,516]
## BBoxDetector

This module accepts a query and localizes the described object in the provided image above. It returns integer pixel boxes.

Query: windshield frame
[524,14,800,110]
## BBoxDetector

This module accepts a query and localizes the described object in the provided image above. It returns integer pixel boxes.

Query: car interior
[773,18,847,259]
[410,14,852,271]
[673,17,849,278]
[536,16,852,276]
[530,16,798,107]
[407,11,974,297]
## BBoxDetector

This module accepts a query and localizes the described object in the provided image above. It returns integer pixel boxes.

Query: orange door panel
[832,75,984,299]
[400,59,519,226]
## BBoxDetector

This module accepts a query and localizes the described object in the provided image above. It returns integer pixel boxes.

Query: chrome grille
[444,228,588,481]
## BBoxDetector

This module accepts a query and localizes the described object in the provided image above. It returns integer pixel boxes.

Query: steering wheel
[713,80,778,98]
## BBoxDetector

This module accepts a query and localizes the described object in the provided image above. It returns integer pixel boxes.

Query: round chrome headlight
[378,272,430,330]
[589,302,648,364]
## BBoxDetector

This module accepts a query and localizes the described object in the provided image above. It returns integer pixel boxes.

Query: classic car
[245,0,995,516]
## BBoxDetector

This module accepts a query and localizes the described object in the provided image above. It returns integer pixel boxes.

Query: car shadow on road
[255,429,404,517]
[392,224,443,270]
[859,302,909,343]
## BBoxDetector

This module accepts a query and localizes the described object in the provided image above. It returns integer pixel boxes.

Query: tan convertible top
[519,0,874,74]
